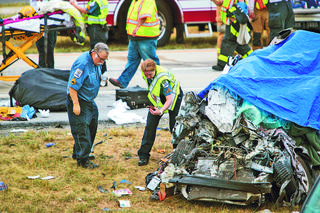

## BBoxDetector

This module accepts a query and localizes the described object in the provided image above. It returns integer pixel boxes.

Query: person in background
[266,0,294,42]
[21,2,57,68]
[137,59,183,166]
[66,42,109,169]
[70,0,108,74]
[212,0,253,71]
[250,0,269,50]
[36,31,57,68]
[108,0,160,89]
[211,0,225,57]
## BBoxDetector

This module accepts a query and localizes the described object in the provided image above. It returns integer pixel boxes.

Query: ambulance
[76,0,218,46]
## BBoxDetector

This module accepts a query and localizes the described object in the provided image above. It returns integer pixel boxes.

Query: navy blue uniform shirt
[67,51,101,102]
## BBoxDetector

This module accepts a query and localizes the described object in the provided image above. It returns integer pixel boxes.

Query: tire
[156,0,173,47]
[171,139,196,166]
[296,155,313,194]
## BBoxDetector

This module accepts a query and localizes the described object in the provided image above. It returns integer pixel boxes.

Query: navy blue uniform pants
[138,90,183,160]
[66,96,98,164]
[36,30,57,68]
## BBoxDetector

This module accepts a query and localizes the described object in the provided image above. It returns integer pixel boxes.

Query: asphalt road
[0,48,222,130]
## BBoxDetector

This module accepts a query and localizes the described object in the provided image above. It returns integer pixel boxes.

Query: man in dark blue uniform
[66,42,109,169]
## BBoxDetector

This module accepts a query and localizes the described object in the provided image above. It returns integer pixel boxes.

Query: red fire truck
[76,0,218,47]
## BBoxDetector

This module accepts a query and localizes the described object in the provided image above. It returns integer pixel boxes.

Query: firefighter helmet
[18,6,38,18]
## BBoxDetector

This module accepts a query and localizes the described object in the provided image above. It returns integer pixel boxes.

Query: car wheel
[171,139,196,166]
[156,0,173,47]
[296,155,313,194]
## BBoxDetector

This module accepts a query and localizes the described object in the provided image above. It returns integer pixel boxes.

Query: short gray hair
[93,42,109,54]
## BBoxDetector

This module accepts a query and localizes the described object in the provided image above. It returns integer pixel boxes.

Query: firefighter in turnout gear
[212,1,253,71]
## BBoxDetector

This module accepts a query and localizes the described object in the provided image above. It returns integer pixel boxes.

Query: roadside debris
[27,175,55,180]
[98,186,109,193]
[144,89,319,206]
[38,109,50,118]
[10,128,28,133]
[118,200,131,208]
[0,182,8,191]
[111,181,117,190]
[134,186,145,191]
[120,179,132,184]
[157,149,165,153]
[40,176,55,180]
[46,143,56,147]
[107,100,146,125]
[27,175,40,179]
[112,189,132,197]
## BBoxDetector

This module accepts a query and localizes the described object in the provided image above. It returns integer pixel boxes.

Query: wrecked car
[147,30,320,207]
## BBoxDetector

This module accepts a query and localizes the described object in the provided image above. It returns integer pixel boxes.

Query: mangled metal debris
[147,88,318,207]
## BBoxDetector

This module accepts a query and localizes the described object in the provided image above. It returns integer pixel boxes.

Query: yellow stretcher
[0,11,76,81]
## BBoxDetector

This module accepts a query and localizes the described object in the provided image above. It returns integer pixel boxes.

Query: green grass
[0,126,302,212]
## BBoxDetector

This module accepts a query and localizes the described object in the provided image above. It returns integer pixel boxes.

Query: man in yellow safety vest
[109,0,160,89]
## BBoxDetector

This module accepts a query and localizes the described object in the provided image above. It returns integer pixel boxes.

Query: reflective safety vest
[86,0,108,25]
[126,0,160,38]
[141,66,180,112]
[255,0,268,9]
[221,0,238,25]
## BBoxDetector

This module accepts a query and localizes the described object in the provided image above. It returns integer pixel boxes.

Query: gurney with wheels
[0,2,86,81]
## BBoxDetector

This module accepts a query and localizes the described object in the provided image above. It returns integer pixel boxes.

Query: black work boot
[212,65,224,71]
[78,159,98,169]
[138,158,149,166]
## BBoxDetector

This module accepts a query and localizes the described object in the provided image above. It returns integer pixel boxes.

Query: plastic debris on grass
[120,179,132,184]
[46,143,56,147]
[134,186,146,191]
[98,185,109,193]
[0,182,8,191]
[112,188,132,197]
[119,200,131,208]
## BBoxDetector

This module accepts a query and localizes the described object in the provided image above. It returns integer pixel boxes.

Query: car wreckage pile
[148,90,311,206]
[146,30,320,207]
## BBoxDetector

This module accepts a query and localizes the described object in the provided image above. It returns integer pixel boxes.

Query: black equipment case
[116,85,152,109]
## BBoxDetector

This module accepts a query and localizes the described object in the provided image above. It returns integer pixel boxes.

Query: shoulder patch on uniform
[162,81,169,88]
[74,68,83,78]
[70,78,77,85]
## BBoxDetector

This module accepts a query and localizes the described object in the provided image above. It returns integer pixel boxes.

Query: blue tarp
[199,30,320,130]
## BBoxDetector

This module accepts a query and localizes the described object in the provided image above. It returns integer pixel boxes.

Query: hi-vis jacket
[87,0,109,25]
[255,0,268,9]
[141,66,180,113]
[221,0,238,25]
[126,0,160,38]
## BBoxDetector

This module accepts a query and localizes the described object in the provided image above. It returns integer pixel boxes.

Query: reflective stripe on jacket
[141,66,180,112]
[87,0,108,25]
[255,0,268,9]
[126,0,160,37]
[221,0,237,25]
